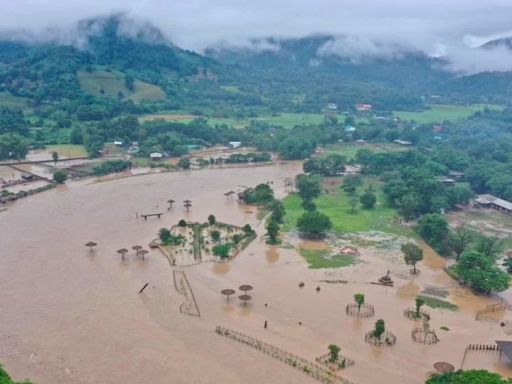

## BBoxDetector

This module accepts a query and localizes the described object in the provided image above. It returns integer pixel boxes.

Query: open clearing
[138,112,328,129]
[43,144,88,158]
[393,104,503,124]
[78,70,165,102]
[0,92,29,110]
[320,142,409,160]
[283,178,413,237]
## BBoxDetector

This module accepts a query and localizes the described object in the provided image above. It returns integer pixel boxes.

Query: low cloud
[1,1,512,73]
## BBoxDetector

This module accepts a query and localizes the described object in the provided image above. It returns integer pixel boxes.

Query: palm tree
[167,199,175,210]
[85,241,97,252]
[117,248,128,260]
[183,200,192,212]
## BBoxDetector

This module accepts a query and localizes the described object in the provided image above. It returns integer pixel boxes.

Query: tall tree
[297,211,332,238]
[401,243,424,274]
[449,226,473,261]
[295,174,321,202]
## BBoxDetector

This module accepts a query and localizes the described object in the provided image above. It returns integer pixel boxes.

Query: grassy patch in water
[283,181,414,237]
[298,248,355,269]
[418,295,458,311]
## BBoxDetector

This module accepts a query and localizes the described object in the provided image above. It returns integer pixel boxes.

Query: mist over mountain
[0,13,510,117]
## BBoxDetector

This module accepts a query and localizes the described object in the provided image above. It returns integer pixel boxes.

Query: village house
[356,103,372,112]
[393,139,412,146]
[344,165,362,175]
[448,170,465,179]
[437,176,456,186]
[150,152,163,160]
[474,194,512,215]
[228,141,242,149]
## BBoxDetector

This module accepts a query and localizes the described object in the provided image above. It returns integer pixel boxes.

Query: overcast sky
[2,0,512,73]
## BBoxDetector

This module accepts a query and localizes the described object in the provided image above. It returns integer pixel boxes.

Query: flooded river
[1,163,510,384]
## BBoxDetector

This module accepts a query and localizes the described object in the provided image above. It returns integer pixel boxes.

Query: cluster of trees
[266,199,285,244]
[455,249,509,294]
[303,153,346,176]
[426,370,512,384]
[159,228,185,246]
[92,160,132,176]
[241,183,275,206]
[294,174,333,238]
[0,365,32,384]
[224,152,271,163]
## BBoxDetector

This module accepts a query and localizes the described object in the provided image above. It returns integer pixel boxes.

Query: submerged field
[393,104,503,124]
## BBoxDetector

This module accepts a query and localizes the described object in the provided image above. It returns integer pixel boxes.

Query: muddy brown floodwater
[1,162,511,384]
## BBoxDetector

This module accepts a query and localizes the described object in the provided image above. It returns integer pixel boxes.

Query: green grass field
[44,144,88,158]
[417,295,458,311]
[393,104,503,124]
[0,92,29,110]
[78,70,165,102]
[321,142,409,160]
[283,180,413,236]
[298,247,355,269]
[139,112,328,129]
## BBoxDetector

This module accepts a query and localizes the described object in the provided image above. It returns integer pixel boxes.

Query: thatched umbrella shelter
[117,248,129,260]
[433,362,455,373]
[138,249,149,260]
[132,245,143,256]
[167,199,175,210]
[239,294,252,306]
[221,289,236,302]
[85,241,97,252]
[224,191,235,199]
[183,200,192,212]
[239,284,253,293]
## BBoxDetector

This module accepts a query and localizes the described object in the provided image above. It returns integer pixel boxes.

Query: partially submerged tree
[354,293,365,312]
[328,344,341,363]
[449,226,473,261]
[266,219,280,244]
[159,228,172,244]
[426,369,511,384]
[372,319,386,339]
[456,250,509,294]
[53,169,68,184]
[208,214,216,225]
[401,243,424,275]
[269,199,285,223]
[415,297,425,317]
